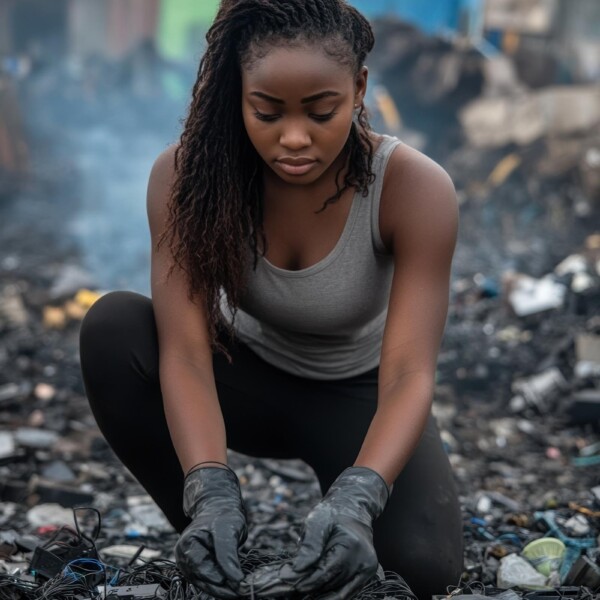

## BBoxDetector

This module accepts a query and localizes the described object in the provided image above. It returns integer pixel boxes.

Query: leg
[79,291,296,532]
[282,373,464,600]
[79,291,189,532]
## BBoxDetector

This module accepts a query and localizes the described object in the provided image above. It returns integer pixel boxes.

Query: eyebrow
[250,91,341,104]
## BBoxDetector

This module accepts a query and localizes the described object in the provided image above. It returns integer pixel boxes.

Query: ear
[354,66,368,107]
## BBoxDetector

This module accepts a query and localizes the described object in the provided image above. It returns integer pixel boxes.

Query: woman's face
[241,42,367,186]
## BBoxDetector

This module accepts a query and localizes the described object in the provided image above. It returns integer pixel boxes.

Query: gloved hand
[174,465,248,599]
[241,466,391,599]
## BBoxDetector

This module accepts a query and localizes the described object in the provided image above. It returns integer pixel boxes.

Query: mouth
[275,157,318,176]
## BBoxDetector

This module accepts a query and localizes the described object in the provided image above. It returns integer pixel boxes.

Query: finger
[239,561,301,597]
[314,571,370,600]
[295,542,350,593]
[176,534,227,586]
[212,530,244,584]
[293,518,331,572]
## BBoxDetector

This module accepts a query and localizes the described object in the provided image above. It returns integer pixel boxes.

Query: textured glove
[241,466,391,599]
[174,466,248,599]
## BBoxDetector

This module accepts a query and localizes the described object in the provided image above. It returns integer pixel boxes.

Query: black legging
[79,291,464,599]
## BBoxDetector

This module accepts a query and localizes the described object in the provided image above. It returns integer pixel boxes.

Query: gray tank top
[225,134,402,380]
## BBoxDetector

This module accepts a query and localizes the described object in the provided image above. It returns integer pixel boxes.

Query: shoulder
[148,143,179,197]
[377,137,458,256]
[146,143,179,228]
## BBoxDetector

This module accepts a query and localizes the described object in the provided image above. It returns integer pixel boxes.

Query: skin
[241,43,368,270]
[147,38,458,585]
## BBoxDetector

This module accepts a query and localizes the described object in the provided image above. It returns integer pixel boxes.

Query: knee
[79,290,154,369]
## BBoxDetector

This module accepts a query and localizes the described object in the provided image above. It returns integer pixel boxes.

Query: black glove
[241,466,391,599]
[174,465,248,599]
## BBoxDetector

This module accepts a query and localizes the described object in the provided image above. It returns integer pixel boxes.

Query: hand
[242,466,390,599]
[174,466,248,599]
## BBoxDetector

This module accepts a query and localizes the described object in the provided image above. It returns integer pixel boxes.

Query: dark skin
[147,41,458,594]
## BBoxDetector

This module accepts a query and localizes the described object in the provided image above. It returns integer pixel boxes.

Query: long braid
[158,0,376,359]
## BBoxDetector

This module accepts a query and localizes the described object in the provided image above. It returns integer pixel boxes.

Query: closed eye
[254,111,280,122]
[253,110,338,122]
[310,111,337,122]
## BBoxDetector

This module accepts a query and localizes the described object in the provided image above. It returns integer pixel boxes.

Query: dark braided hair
[158,0,376,359]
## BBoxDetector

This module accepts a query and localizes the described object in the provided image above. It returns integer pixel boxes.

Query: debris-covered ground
[1,20,600,600]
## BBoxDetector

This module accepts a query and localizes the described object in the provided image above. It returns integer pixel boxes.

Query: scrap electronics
[1,508,598,599]
[0,507,419,599]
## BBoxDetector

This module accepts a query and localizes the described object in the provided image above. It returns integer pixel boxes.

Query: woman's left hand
[241,466,390,599]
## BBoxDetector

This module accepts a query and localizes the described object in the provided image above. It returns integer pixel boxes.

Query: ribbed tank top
[224,134,402,380]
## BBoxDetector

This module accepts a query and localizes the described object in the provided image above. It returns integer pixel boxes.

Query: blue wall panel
[350,0,483,34]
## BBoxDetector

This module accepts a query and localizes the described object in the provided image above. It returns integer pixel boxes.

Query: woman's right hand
[175,465,248,599]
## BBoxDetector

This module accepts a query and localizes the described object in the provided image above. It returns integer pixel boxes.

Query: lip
[276,157,318,176]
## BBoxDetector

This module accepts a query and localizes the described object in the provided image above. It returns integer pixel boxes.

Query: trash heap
[1,224,599,599]
[364,17,600,600]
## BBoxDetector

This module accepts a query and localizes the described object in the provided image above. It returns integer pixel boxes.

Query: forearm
[354,373,434,487]
[159,355,228,474]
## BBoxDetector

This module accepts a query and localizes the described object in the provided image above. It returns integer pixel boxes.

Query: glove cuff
[330,466,391,520]
[182,465,243,518]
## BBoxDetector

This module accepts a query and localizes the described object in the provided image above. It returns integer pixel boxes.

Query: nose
[279,119,311,151]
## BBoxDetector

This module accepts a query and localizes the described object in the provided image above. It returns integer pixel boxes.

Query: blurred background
[1,1,600,593]
[1,0,599,292]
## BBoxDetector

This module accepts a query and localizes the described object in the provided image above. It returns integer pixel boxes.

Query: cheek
[242,112,270,154]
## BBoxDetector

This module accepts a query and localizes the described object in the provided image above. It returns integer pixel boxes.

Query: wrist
[185,460,234,478]
[350,465,394,500]
[182,463,243,518]
[330,466,391,519]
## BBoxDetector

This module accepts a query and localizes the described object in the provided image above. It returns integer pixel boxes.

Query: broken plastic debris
[496,553,550,589]
[99,545,161,561]
[26,504,75,528]
[510,368,568,413]
[554,254,588,277]
[42,306,67,330]
[63,299,87,320]
[127,504,172,532]
[74,288,103,310]
[14,428,59,449]
[507,274,567,317]
[521,538,566,577]
[0,383,20,403]
[561,514,591,537]
[0,285,28,327]
[0,432,16,459]
[576,334,600,365]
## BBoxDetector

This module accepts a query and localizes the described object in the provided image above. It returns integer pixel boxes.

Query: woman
[79,1,463,598]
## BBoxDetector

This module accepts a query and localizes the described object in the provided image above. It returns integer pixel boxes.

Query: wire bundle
[0,505,417,599]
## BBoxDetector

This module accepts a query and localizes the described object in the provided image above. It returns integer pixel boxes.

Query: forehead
[241,44,354,97]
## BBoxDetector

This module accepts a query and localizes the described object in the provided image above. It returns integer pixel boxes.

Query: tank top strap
[369,135,403,254]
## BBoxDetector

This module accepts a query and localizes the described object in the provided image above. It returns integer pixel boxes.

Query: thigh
[373,414,464,598]
[285,376,463,599]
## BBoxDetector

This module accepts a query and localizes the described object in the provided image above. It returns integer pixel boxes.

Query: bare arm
[147,146,227,473]
[354,147,459,486]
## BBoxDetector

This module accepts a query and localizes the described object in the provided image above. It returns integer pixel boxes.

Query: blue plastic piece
[533,510,597,582]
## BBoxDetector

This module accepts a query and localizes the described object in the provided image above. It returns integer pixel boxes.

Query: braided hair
[158,0,376,359]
